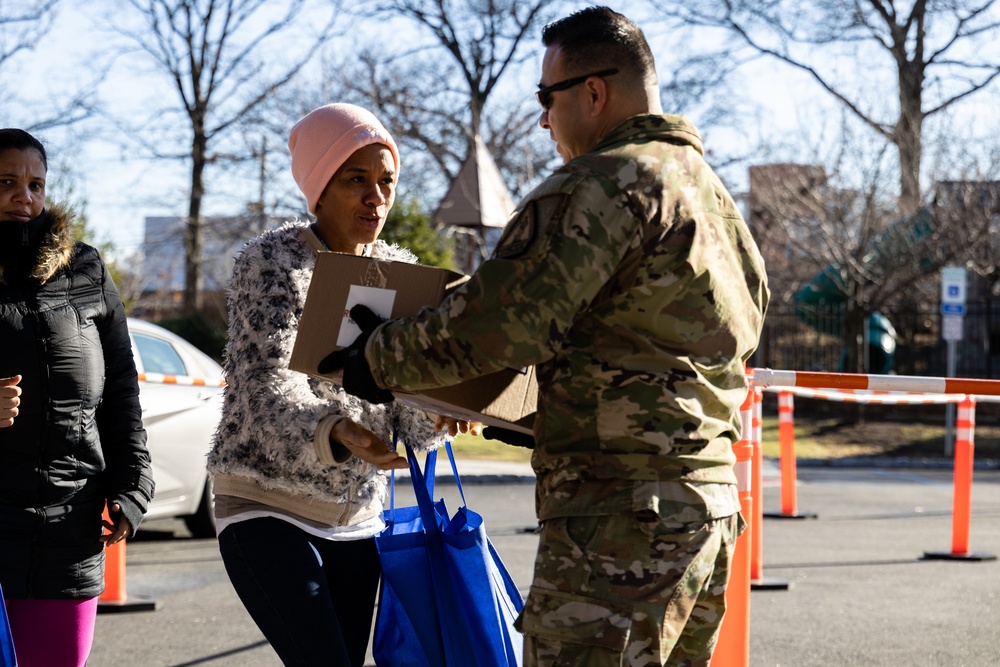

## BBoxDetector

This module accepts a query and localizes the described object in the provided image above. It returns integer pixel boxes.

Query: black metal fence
[753,300,1000,379]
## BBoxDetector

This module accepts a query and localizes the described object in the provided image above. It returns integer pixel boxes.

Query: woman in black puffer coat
[0,128,154,667]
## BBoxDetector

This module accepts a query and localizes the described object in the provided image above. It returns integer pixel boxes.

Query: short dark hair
[0,128,48,169]
[542,6,656,87]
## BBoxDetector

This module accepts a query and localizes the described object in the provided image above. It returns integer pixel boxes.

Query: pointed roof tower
[433,135,516,274]
[433,135,515,229]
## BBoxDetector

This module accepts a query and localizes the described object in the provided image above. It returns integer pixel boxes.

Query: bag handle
[405,439,470,536]
[401,438,468,667]
[387,431,437,528]
[441,440,468,509]
[406,441,443,538]
[401,438,467,513]
[388,433,397,518]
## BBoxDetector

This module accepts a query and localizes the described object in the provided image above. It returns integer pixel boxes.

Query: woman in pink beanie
[209,103,470,667]
[288,103,400,218]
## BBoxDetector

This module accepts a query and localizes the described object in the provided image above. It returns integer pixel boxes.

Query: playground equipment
[792,208,937,374]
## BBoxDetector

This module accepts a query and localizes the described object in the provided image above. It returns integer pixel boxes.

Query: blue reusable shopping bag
[373,439,523,667]
[1,584,17,667]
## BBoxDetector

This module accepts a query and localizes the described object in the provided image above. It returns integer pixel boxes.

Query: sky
[13,1,1000,261]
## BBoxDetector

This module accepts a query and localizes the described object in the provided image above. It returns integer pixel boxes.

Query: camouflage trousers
[516,512,741,667]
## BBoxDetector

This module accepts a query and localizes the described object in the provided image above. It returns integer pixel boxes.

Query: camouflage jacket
[368,114,769,520]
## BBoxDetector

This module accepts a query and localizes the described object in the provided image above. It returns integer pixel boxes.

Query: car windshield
[134,332,188,376]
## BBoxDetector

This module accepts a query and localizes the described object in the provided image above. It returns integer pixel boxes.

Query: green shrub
[156,312,227,362]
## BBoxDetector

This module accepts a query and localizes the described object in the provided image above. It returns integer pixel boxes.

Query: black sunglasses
[535,68,619,111]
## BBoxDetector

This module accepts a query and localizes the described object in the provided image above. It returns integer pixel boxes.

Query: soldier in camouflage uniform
[326,6,769,666]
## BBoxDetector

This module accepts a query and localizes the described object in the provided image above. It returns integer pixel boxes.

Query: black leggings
[218,517,381,667]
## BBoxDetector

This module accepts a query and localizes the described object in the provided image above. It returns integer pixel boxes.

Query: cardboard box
[289,253,537,434]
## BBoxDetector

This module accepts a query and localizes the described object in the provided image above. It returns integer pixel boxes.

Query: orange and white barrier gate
[766,386,964,405]
[138,372,225,387]
[710,389,754,667]
[713,370,1000,667]
[763,386,962,520]
[752,369,997,563]
[751,368,1000,395]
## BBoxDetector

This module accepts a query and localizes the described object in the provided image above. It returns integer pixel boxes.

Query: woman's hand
[332,418,407,470]
[0,375,22,428]
[101,503,132,546]
[433,415,482,437]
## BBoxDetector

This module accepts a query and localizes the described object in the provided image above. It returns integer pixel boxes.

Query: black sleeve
[94,254,154,533]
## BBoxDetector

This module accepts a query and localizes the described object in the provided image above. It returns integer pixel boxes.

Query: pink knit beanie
[288,103,400,214]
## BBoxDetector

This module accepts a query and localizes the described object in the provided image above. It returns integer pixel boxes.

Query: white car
[128,318,224,538]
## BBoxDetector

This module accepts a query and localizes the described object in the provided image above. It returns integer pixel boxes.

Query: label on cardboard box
[337,285,396,347]
[289,252,536,434]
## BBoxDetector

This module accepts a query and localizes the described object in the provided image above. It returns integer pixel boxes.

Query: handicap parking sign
[940,266,966,315]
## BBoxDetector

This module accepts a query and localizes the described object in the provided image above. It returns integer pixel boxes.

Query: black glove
[318,304,395,404]
[482,426,535,449]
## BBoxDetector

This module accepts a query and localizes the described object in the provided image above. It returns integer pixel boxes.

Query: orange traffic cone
[97,505,159,613]
[710,389,754,667]
[763,391,816,520]
[923,396,996,562]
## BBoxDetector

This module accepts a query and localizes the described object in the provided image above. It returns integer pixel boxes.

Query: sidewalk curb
[432,473,536,485]
[792,456,1000,470]
[394,460,536,485]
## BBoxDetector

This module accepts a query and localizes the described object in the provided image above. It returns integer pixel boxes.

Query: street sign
[940,267,966,343]
[940,267,967,458]
[942,314,964,342]
[941,303,966,316]
[940,266,967,318]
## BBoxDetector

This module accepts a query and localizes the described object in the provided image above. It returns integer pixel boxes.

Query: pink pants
[4,597,98,667]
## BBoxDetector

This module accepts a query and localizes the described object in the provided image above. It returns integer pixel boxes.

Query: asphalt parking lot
[87,461,1000,667]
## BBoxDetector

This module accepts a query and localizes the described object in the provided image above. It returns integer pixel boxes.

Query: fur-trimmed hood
[0,203,76,284]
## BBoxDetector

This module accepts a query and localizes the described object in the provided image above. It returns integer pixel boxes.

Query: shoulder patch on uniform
[494,202,537,259]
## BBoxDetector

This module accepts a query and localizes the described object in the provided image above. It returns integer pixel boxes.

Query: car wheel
[184,478,217,539]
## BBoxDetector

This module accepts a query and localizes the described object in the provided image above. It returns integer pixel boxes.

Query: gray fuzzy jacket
[207,222,444,526]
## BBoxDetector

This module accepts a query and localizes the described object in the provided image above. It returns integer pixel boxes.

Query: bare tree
[369,0,555,140]
[0,2,102,131]
[931,178,1000,277]
[344,1,560,193]
[317,2,749,203]
[658,0,1000,217]
[107,0,336,315]
[0,2,58,70]
[750,139,997,373]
